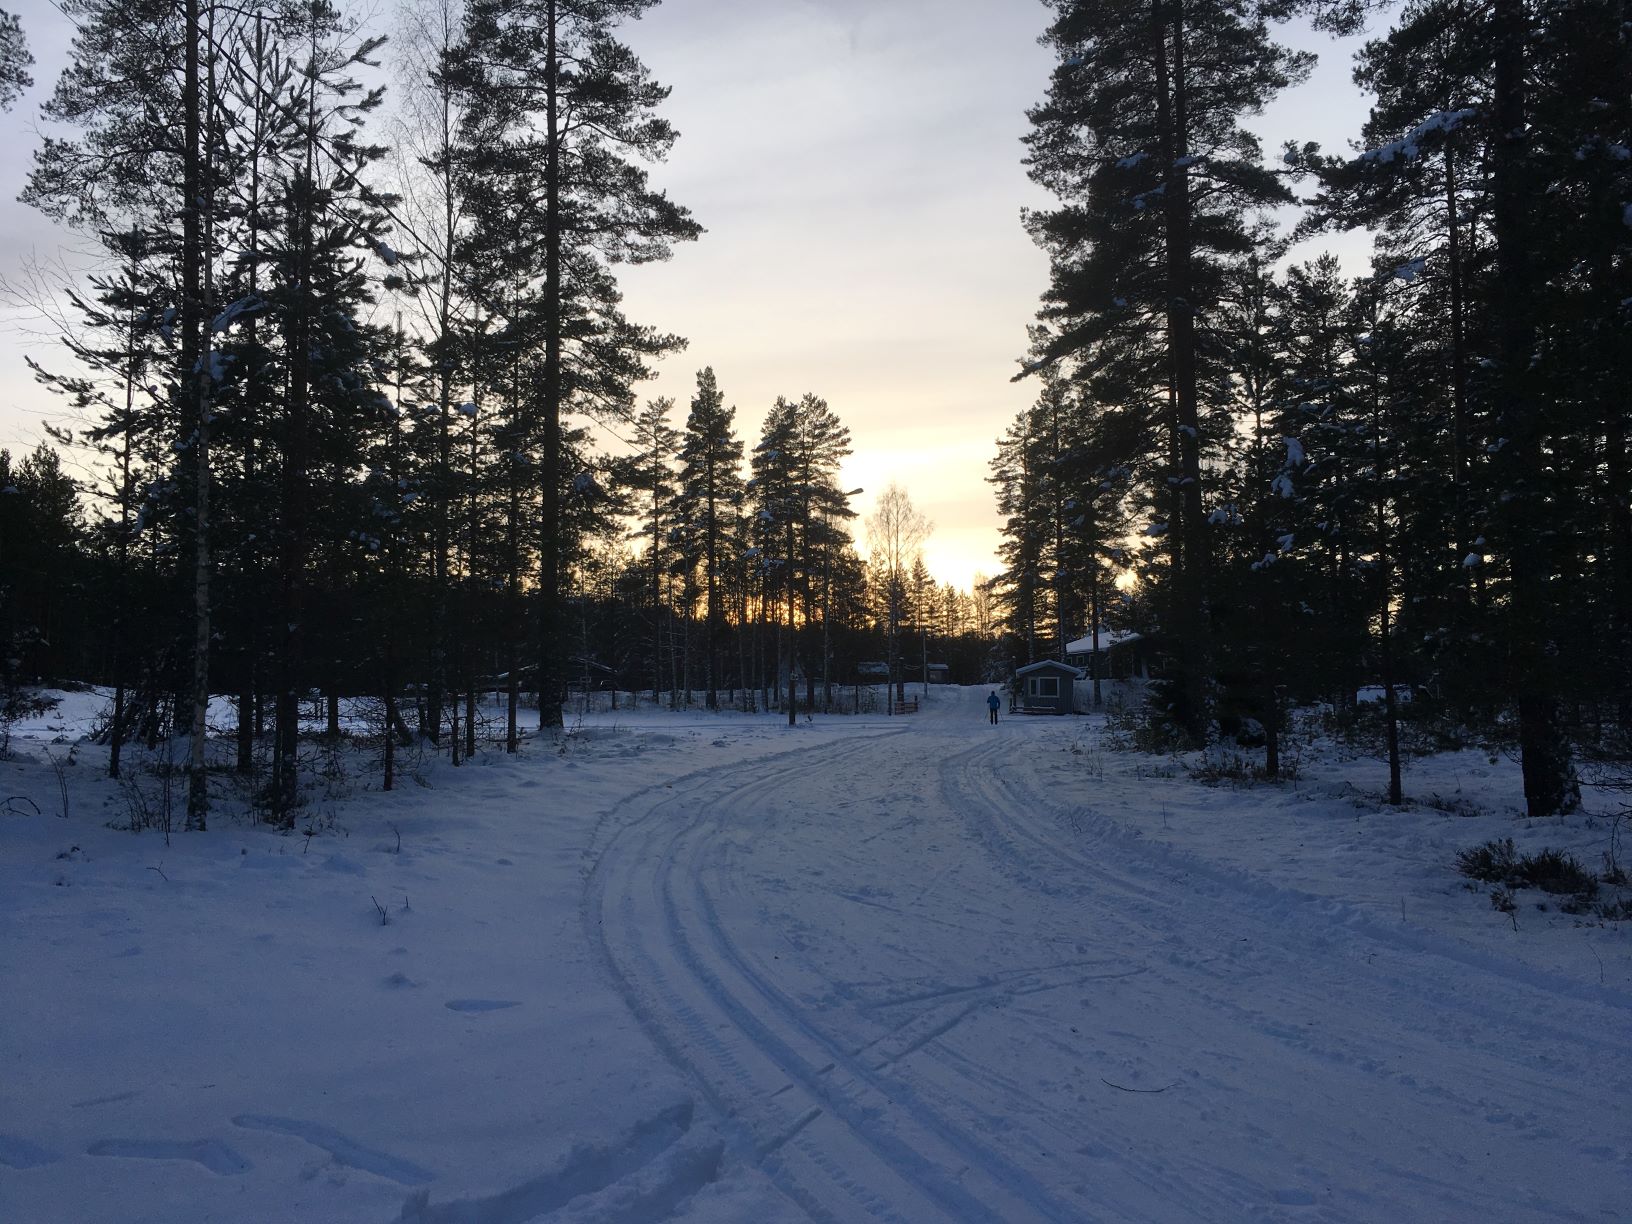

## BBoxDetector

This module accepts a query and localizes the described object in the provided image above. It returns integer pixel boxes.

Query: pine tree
[752,394,851,724]
[26,0,224,824]
[254,0,397,815]
[676,367,745,711]
[1024,0,1316,742]
[27,228,172,777]
[0,7,32,110]
[624,397,681,704]
[456,0,700,730]
[1303,0,1609,811]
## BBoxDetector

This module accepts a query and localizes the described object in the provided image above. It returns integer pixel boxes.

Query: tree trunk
[1490,0,1577,815]
[1154,0,1209,745]
[537,0,565,731]
[183,0,211,831]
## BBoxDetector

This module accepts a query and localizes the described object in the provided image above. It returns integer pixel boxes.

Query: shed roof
[1064,630,1142,655]
[1015,659,1085,679]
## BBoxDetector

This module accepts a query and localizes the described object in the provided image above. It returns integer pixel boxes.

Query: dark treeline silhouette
[0,0,995,825]
[1001,0,1630,814]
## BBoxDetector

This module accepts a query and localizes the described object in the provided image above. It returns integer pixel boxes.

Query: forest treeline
[0,0,994,826]
[993,0,1631,814]
[3,0,1627,825]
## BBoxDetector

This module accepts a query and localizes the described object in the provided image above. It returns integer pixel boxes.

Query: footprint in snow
[0,1134,61,1169]
[396,1102,701,1222]
[444,998,520,1013]
[232,1115,433,1185]
[1274,1188,1318,1206]
[86,1138,251,1175]
[70,1089,141,1109]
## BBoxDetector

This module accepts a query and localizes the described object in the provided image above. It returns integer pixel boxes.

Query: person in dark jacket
[987,691,1000,724]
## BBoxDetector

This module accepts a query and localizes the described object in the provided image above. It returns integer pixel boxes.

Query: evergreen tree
[0,7,31,110]
[0,447,86,707]
[989,408,1048,662]
[751,394,851,724]
[623,396,681,703]
[1024,0,1319,742]
[26,0,224,823]
[455,0,700,729]
[676,367,745,711]
[27,228,173,777]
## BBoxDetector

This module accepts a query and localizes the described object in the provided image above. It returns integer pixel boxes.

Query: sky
[0,0,1385,590]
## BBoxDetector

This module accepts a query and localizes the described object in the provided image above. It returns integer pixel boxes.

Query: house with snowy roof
[1064,629,1151,681]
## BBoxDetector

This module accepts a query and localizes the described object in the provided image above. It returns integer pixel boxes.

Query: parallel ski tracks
[943,735,1629,1221]
[584,725,1625,1223]
[584,730,1090,1223]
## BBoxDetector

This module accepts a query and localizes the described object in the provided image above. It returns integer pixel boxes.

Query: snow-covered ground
[1,686,1627,1222]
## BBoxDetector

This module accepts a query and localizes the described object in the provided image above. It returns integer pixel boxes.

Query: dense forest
[0,0,1628,825]
[0,0,993,827]
[993,0,1631,815]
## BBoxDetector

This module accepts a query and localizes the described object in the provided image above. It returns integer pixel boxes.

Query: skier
[987,691,1001,725]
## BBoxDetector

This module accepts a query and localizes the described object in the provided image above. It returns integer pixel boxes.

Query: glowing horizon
[0,1,1383,595]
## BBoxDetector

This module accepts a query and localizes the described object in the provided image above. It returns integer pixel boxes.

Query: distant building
[855,661,951,684]
[1013,659,1083,715]
[1064,630,1151,681]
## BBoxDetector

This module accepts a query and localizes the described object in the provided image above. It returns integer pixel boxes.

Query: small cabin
[1014,659,1083,715]
[1064,630,1150,680]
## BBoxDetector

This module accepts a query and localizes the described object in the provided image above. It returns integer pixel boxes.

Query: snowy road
[4,690,1625,1222]
[587,703,1628,1222]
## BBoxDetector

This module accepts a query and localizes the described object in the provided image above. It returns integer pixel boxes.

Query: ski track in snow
[944,737,1628,1220]
[586,714,1629,1223]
